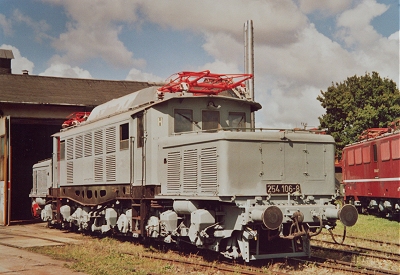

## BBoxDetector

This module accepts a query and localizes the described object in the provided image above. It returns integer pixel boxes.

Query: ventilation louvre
[106,155,116,182]
[166,147,218,195]
[75,135,83,159]
[84,132,93,157]
[167,151,181,193]
[200,147,218,194]
[105,126,116,154]
[183,149,198,193]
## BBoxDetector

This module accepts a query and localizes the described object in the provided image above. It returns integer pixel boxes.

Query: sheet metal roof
[0,49,14,59]
[0,74,156,107]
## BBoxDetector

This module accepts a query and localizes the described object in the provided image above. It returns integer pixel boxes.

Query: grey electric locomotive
[30,71,358,262]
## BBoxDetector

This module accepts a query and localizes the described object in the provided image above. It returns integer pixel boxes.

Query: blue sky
[0,0,398,128]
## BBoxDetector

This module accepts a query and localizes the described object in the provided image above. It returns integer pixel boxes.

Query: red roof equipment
[157,70,253,96]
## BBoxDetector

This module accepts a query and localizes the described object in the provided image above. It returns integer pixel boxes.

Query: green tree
[317,71,400,158]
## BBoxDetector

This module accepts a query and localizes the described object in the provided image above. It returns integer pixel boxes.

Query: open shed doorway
[10,120,62,221]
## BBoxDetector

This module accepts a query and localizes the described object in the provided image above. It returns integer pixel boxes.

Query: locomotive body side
[30,80,358,262]
[342,130,400,218]
[158,131,337,198]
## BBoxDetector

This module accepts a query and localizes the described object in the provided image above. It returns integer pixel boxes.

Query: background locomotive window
[347,148,354,165]
[120,123,129,150]
[355,147,362,165]
[392,138,400,159]
[202,110,219,132]
[380,140,390,161]
[362,145,370,163]
[174,109,193,133]
[228,112,246,130]
[373,144,378,162]
[59,140,65,160]
[137,114,144,148]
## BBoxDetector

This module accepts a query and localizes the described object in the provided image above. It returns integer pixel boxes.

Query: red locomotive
[342,120,400,219]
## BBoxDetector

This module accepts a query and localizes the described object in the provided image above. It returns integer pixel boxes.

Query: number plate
[266,184,301,194]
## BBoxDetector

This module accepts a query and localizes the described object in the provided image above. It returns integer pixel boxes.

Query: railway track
[310,234,399,274]
[124,248,399,275]
[319,232,400,247]
[291,256,399,275]
[124,252,290,275]
[1,226,399,274]
[312,235,400,259]
[311,244,400,262]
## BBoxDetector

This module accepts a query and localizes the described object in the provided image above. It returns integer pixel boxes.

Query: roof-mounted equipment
[157,70,253,99]
[62,112,90,128]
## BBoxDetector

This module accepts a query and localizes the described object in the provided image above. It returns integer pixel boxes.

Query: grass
[312,214,399,273]
[26,215,399,275]
[323,214,400,243]
[27,237,220,275]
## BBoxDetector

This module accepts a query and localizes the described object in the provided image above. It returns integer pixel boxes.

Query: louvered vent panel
[200,147,218,194]
[94,130,103,155]
[94,157,103,182]
[183,149,198,193]
[37,170,48,194]
[84,132,93,157]
[105,126,116,154]
[167,151,181,193]
[75,135,83,159]
[66,138,74,160]
[106,155,116,182]
[67,161,73,184]
[33,171,37,193]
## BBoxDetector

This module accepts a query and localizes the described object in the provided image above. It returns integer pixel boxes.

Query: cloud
[388,31,399,41]
[42,0,143,68]
[39,62,92,78]
[12,9,51,43]
[198,60,242,75]
[0,44,34,74]
[336,0,388,48]
[202,32,243,66]
[140,0,308,46]
[0,14,12,36]
[125,68,164,82]
[335,0,398,83]
[298,0,351,15]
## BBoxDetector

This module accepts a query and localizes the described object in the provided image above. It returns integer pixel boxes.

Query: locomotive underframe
[36,185,351,262]
[345,194,400,218]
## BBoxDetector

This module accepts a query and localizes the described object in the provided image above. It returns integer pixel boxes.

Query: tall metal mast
[244,20,255,128]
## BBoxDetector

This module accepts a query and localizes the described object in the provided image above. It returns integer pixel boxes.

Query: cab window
[174,109,193,133]
[120,123,129,150]
[228,112,246,130]
[137,114,144,148]
[202,110,219,132]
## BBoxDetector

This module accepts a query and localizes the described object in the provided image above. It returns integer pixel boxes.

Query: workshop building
[0,49,156,225]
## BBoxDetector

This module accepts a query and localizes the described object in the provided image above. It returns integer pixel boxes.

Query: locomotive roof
[85,86,262,123]
[344,129,400,148]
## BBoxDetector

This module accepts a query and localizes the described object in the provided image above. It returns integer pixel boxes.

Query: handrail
[172,127,327,136]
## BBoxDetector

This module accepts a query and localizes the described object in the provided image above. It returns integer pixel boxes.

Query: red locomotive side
[342,123,400,219]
